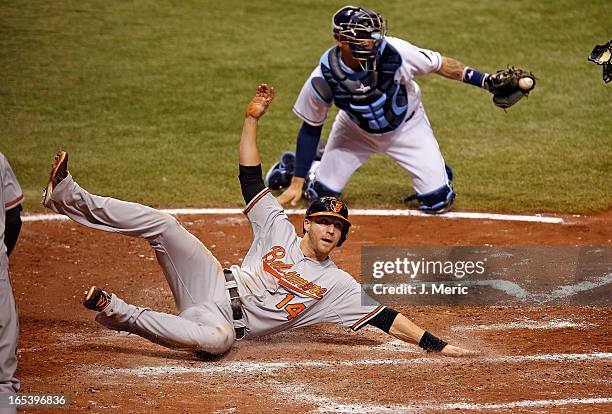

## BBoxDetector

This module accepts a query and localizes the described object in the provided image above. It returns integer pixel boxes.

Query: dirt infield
[8,211,612,413]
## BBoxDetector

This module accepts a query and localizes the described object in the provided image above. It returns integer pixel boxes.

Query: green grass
[1,0,610,213]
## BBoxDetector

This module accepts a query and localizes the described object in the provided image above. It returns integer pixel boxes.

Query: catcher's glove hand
[588,39,612,83]
[485,67,536,109]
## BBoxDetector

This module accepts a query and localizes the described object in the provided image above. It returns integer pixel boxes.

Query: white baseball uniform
[47,176,384,354]
[293,36,450,195]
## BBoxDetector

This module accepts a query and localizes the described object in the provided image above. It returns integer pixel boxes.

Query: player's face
[335,39,363,70]
[335,37,379,71]
[305,216,344,256]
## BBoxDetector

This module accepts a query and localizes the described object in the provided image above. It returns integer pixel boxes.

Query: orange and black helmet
[303,196,351,247]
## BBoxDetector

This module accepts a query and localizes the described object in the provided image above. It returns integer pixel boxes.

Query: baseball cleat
[82,286,112,312]
[42,150,69,207]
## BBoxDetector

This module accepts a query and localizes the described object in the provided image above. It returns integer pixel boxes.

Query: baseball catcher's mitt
[485,67,536,109]
[588,39,612,83]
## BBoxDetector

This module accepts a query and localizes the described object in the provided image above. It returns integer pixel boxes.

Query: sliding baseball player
[42,84,475,358]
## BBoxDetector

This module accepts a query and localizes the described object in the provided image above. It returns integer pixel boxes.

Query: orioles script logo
[262,246,327,300]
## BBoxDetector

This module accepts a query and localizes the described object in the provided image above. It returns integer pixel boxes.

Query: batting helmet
[303,196,351,247]
[332,5,387,71]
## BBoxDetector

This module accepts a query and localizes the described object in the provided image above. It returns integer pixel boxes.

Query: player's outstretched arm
[435,56,467,81]
[436,56,536,109]
[389,313,479,357]
[240,83,275,167]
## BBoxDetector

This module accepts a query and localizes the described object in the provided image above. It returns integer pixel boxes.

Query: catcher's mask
[332,5,386,72]
[303,196,351,247]
[588,40,612,83]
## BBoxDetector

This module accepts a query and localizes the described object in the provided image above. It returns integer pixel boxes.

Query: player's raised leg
[42,151,223,311]
[42,152,235,355]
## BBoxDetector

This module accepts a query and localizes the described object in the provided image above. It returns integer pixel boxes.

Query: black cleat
[82,286,112,312]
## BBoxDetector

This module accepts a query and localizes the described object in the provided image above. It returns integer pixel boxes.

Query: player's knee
[181,307,234,355]
[195,324,234,355]
[158,212,179,228]
[304,177,341,201]
[153,212,183,239]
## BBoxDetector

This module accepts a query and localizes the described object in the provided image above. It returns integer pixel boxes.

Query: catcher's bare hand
[440,344,480,357]
[277,177,304,206]
[246,84,275,119]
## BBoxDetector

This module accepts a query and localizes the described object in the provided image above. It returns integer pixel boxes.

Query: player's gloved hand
[440,344,480,357]
[484,67,536,109]
[246,84,275,120]
[277,176,305,206]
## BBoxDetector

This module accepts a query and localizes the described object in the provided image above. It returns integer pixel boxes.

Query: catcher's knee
[303,177,341,201]
[404,164,455,214]
[265,151,295,190]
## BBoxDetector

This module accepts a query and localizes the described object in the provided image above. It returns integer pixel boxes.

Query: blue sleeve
[294,122,323,178]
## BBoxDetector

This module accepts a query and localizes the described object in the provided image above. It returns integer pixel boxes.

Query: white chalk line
[366,274,612,305]
[104,352,612,412]
[452,319,596,332]
[461,275,612,304]
[109,352,612,378]
[433,397,612,411]
[272,382,612,413]
[22,208,564,224]
[273,382,404,414]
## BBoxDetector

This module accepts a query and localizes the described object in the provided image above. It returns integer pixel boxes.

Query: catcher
[268,5,536,212]
[42,84,476,358]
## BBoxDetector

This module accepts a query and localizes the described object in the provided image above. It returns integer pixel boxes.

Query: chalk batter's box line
[113,352,612,377]
[272,379,612,413]
[111,353,612,412]
[23,209,565,224]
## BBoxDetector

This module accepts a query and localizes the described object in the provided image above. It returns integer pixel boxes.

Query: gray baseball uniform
[47,175,384,354]
[0,154,23,213]
[233,188,384,338]
[0,154,21,412]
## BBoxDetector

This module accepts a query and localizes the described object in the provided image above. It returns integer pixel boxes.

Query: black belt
[223,269,245,340]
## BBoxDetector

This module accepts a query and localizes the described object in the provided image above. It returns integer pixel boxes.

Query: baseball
[518,77,534,90]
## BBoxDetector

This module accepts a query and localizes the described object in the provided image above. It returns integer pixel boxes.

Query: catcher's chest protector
[320,43,408,133]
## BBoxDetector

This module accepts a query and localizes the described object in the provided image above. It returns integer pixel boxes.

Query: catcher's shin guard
[265,151,295,190]
[405,165,456,214]
[405,184,456,214]
[303,175,341,201]
[444,163,454,182]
